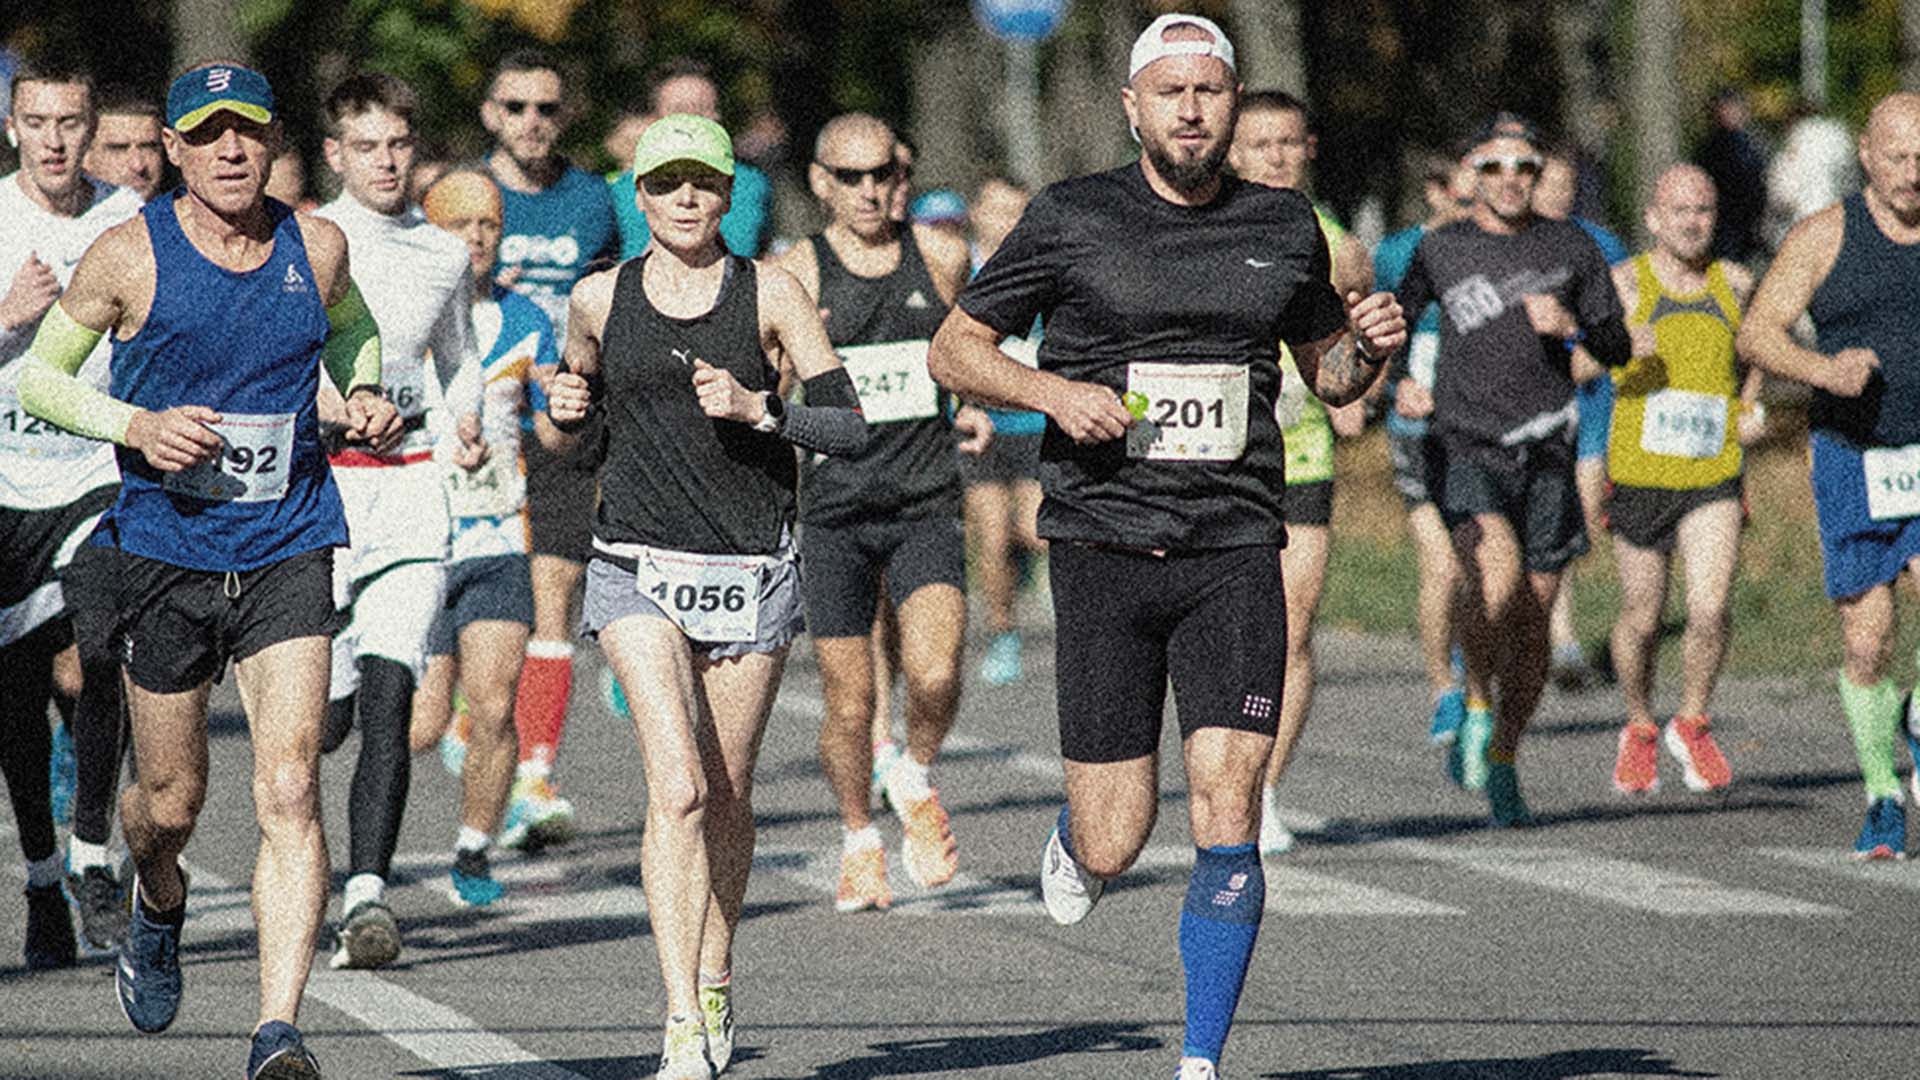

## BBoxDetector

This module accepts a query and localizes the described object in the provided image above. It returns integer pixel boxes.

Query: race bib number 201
[1124,362,1249,462]
[634,547,765,642]
[1864,444,1920,522]
[161,412,295,503]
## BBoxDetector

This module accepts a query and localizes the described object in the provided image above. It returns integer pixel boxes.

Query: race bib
[1864,444,1920,522]
[838,340,938,424]
[1639,389,1727,460]
[0,389,98,462]
[634,547,765,642]
[1124,362,1249,462]
[1407,330,1439,389]
[161,412,295,503]
[383,355,430,420]
[443,454,525,520]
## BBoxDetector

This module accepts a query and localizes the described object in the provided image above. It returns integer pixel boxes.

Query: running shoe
[834,845,892,913]
[700,982,735,1074]
[1903,691,1920,805]
[894,789,959,889]
[1853,797,1906,861]
[1486,761,1532,828]
[1039,820,1102,925]
[1258,785,1294,856]
[68,862,131,951]
[438,702,470,778]
[448,849,504,908]
[499,774,578,851]
[1663,715,1732,792]
[1447,710,1492,791]
[328,899,401,970]
[116,876,184,1033]
[869,740,902,811]
[980,631,1023,687]
[49,721,75,826]
[1611,721,1660,795]
[24,882,76,970]
[1176,1058,1221,1080]
[657,1014,714,1080]
[1428,686,1466,745]
[247,1020,322,1079]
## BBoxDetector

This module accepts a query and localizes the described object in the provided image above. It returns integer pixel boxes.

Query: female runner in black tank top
[545,115,865,1080]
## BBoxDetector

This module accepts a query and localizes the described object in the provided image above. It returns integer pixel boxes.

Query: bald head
[810,112,902,239]
[1645,162,1716,265]
[423,169,505,283]
[1652,163,1713,207]
[813,113,894,167]
[1861,92,1920,223]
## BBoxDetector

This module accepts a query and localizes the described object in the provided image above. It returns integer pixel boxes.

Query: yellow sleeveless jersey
[1279,206,1344,486]
[1607,254,1742,489]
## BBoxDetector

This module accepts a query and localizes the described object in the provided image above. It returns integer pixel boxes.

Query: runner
[0,59,140,969]
[776,112,988,912]
[546,113,866,1079]
[1605,163,1764,795]
[481,49,618,848]
[1225,89,1375,855]
[18,60,401,1077]
[407,168,557,906]
[81,88,165,202]
[928,16,1404,1078]
[1388,113,1631,825]
[1376,152,1476,744]
[1737,92,1920,858]
[313,72,485,969]
[609,58,774,259]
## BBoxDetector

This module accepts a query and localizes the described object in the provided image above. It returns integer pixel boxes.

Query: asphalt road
[3,607,1915,1080]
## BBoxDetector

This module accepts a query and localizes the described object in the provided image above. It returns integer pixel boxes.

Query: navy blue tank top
[101,192,345,571]
[1808,193,1920,447]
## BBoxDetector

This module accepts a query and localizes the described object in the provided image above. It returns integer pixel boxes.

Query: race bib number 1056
[161,412,295,503]
[634,547,765,642]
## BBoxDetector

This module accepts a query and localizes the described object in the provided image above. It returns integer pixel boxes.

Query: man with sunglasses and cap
[17,60,401,1078]
[478,48,618,852]
[1389,113,1632,826]
[930,15,1404,1079]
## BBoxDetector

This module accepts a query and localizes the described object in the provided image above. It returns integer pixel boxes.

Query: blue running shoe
[117,877,184,1033]
[1428,686,1465,745]
[248,1020,322,1079]
[601,664,631,720]
[449,849,504,907]
[980,631,1023,687]
[1486,761,1532,827]
[1854,797,1906,861]
[1447,710,1492,791]
[49,722,76,826]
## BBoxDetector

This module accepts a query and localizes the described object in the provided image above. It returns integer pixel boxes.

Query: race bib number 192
[1864,444,1920,522]
[161,412,295,503]
[1124,362,1249,462]
[634,548,764,642]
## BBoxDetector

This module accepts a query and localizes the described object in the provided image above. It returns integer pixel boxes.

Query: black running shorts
[1435,435,1590,574]
[800,515,967,639]
[1606,478,1743,555]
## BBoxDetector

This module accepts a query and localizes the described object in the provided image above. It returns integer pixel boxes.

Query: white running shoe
[1258,785,1294,856]
[700,982,735,1074]
[1039,822,1103,925]
[656,1015,713,1080]
[1176,1056,1220,1079]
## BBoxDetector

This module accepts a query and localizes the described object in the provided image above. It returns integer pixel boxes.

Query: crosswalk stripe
[1134,846,1464,916]
[1757,847,1920,890]
[1385,843,1845,916]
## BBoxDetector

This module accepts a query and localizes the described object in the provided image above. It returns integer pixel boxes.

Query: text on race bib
[634,547,766,642]
[161,412,295,503]
[383,355,430,420]
[1864,444,1920,522]
[1639,389,1728,460]
[1124,362,1249,463]
[837,340,938,425]
[0,390,99,462]
[443,454,525,520]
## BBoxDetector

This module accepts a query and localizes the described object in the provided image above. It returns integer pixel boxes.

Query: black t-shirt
[1391,216,1627,448]
[957,163,1346,550]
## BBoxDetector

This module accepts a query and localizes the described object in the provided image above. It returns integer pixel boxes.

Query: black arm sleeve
[784,367,868,456]
[1387,241,1435,385]
[1574,240,1632,368]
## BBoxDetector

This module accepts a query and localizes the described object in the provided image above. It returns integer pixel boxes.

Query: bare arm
[928,306,1131,444]
[1332,233,1372,299]
[1293,290,1406,408]
[544,267,617,437]
[913,223,973,307]
[1735,206,1874,394]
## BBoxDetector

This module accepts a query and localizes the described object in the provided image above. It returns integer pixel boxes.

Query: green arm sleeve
[321,281,382,395]
[15,302,134,445]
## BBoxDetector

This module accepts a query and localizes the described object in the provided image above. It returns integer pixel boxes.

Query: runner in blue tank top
[1739,91,1920,861]
[15,62,400,1080]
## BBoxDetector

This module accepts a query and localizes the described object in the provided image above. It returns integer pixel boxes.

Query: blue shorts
[426,554,534,657]
[1575,377,1614,462]
[1811,431,1920,600]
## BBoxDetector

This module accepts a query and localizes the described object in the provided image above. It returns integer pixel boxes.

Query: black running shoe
[116,878,184,1033]
[248,1020,322,1079]
[24,883,76,970]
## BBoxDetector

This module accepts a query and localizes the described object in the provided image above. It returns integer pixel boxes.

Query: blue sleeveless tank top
[100,192,346,571]
[1807,192,1920,447]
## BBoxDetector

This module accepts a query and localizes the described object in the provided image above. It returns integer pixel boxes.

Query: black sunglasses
[818,161,898,186]
[497,99,561,118]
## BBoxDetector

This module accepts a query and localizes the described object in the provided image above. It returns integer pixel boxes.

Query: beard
[1142,128,1229,196]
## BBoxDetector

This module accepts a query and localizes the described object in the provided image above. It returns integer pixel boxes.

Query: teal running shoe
[980,631,1022,687]
[1428,686,1465,745]
[1854,796,1906,860]
[1486,761,1532,827]
[1448,709,1492,791]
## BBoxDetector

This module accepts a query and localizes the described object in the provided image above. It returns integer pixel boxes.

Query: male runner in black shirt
[929,15,1404,1079]
[1391,114,1631,826]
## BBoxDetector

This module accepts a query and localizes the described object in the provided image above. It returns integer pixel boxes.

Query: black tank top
[593,254,796,553]
[1808,193,1920,447]
[800,230,958,526]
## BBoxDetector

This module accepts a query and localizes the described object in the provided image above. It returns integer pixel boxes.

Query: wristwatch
[753,391,785,434]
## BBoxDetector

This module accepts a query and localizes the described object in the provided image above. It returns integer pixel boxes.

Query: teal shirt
[610,160,772,259]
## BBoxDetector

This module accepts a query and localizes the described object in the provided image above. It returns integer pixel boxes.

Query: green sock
[1839,673,1903,800]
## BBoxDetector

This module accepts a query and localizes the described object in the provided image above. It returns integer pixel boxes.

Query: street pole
[1005,40,1044,187]
[1802,0,1828,109]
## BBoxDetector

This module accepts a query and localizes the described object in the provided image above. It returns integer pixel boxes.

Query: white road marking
[1134,845,1464,916]
[1758,847,1920,890]
[938,733,1064,781]
[752,844,1047,916]
[1384,843,1845,916]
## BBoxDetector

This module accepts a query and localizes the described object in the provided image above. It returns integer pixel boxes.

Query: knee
[649,762,707,824]
[1842,632,1890,681]
[252,759,319,825]
[464,678,517,737]
[1685,599,1731,636]
[140,775,207,840]
[1616,598,1661,637]
[1186,784,1260,845]
[905,659,960,708]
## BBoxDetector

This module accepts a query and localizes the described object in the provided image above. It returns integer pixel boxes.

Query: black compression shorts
[799,516,966,639]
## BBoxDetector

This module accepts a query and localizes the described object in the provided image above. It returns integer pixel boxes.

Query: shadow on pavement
[788,1022,1161,1077]
[1263,1047,1717,1079]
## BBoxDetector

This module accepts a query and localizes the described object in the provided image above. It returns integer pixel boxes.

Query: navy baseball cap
[1474,110,1540,149]
[167,64,275,132]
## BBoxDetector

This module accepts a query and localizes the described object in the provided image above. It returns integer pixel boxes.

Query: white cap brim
[1128,13,1236,83]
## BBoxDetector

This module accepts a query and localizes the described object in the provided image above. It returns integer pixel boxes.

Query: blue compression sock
[1179,842,1265,1064]
[1055,804,1077,862]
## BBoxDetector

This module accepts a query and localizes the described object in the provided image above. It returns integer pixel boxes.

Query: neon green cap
[631,113,734,178]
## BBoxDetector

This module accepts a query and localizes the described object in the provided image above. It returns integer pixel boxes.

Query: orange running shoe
[834,845,892,913]
[1612,721,1660,795]
[896,791,959,889]
[1664,714,1732,792]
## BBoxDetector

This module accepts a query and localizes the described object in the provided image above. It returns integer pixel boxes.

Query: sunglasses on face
[640,173,728,197]
[818,161,898,186]
[1471,154,1542,177]
[496,99,560,118]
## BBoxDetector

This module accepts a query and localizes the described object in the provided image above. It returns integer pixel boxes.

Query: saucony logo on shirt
[1245,258,1276,269]
[904,290,930,309]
